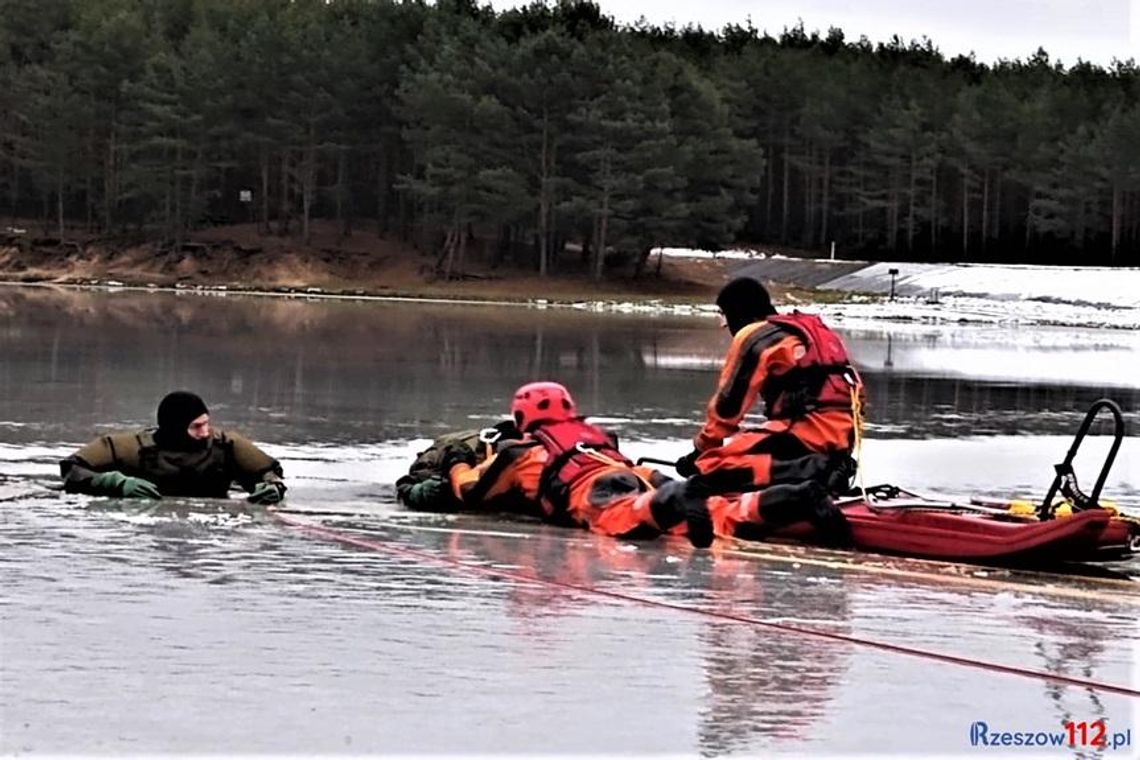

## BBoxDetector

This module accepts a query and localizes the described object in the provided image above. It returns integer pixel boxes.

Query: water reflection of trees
[3,289,1134,445]
[864,373,1140,437]
[1017,608,1130,759]
[694,557,851,755]
[445,529,852,755]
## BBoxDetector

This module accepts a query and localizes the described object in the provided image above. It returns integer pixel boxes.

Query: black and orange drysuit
[447,418,705,541]
[690,312,864,496]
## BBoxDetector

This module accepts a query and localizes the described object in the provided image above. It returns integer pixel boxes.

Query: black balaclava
[715,277,777,335]
[155,391,209,450]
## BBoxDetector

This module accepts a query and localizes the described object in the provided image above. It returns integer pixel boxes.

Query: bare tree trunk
[56,169,65,242]
[457,222,469,274]
[376,143,390,236]
[819,149,831,246]
[85,160,93,232]
[436,221,458,279]
[189,147,202,237]
[1131,190,1138,254]
[780,133,790,244]
[397,155,410,244]
[594,154,610,281]
[9,155,18,226]
[83,128,94,231]
[1128,190,1136,251]
[980,169,990,256]
[1128,191,1137,252]
[259,145,270,235]
[40,188,49,236]
[1076,194,1086,253]
[278,150,290,237]
[993,172,1002,245]
[301,124,315,246]
[537,109,550,277]
[633,246,652,279]
[336,147,349,241]
[103,115,116,231]
[907,151,916,251]
[802,144,814,247]
[961,164,969,259]
[1111,182,1121,263]
[889,187,898,252]
[930,163,938,254]
[1025,187,1035,250]
[764,143,774,237]
[174,141,184,249]
[163,167,172,243]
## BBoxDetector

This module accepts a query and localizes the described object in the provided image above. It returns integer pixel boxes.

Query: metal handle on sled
[1038,398,1125,519]
[636,456,677,469]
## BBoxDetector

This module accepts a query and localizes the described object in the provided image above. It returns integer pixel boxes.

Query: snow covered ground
[821,261,1140,308]
[654,248,1140,330]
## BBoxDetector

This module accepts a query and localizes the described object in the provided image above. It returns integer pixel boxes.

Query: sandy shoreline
[4,273,1135,332]
[0,278,723,316]
[6,276,1139,331]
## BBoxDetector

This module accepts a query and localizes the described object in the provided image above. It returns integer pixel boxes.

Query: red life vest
[531,418,630,520]
[760,312,860,420]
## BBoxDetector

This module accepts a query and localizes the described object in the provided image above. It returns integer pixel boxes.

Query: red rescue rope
[272,512,1140,699]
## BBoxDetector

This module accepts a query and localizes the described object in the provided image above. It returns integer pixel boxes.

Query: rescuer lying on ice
[434,381,718,548]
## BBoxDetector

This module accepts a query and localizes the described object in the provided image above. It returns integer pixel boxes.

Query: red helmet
[510,381,576,431]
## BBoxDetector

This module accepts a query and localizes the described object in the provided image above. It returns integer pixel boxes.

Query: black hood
[154,391,209,450]
[716,277,776,335]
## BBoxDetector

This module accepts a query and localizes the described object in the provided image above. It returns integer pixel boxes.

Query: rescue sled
[757,487,1135,564]
[725,399,1140,566]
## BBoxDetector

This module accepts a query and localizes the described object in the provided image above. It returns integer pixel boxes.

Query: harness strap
[573,443,654,490]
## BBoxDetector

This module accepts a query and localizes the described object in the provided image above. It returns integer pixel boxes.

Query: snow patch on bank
[813,295,1140,331]
[821,261,1140,309]
[653,249,1140,330]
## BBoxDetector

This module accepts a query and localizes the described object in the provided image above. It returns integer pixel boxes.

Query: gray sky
[487,0,1139,67]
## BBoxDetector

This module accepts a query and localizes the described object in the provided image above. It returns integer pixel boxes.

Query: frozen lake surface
[1,287,1137,756]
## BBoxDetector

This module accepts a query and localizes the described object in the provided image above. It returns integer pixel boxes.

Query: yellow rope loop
[850,384,869,503]
[576,443,655,489]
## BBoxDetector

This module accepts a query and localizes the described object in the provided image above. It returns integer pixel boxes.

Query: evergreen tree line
[2,0,1138,277]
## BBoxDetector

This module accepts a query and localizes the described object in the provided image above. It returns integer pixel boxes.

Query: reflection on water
[2,490,1137,756]
[694,558,852,755]
[1,286,1138,755]
[866,374,1137,437]
[1,286,1137,445]
[439,528,855,754]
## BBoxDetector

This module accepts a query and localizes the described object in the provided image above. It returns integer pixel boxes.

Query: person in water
[60,391,286,504]
[675,276,866,545]
[439,381,716,548]
[397,419,525,512]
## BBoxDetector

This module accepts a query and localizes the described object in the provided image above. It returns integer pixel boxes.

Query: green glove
[404,477,447,509]
[91,471,162,499]
[247,481,286,505]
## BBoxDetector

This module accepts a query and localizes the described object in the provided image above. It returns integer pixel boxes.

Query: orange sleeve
[695,326,801,451]
[448,444,544,505]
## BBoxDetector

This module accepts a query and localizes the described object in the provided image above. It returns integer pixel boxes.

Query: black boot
[682,479,714,549]
[824,453,859,497]
[755,480,854,549]
[806,492,854,549]
[649,479,714,549]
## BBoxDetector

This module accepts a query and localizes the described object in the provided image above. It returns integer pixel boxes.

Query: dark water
[1,286,1137,756]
